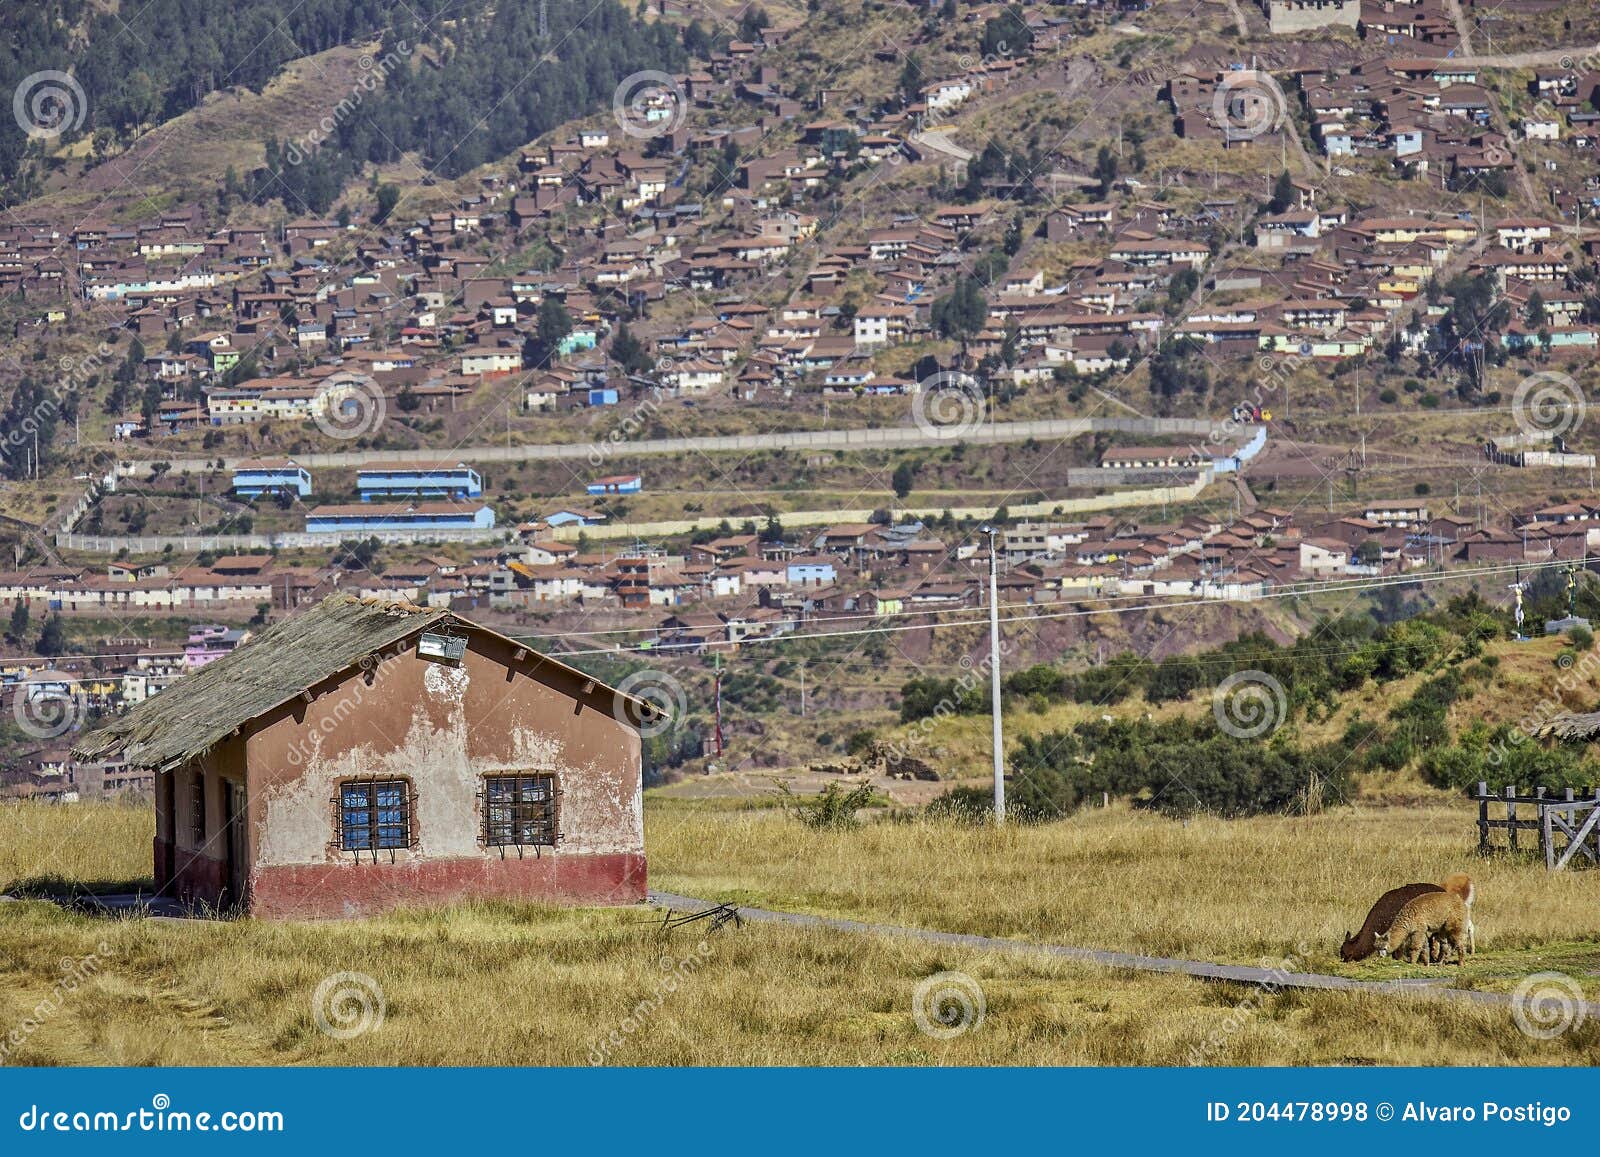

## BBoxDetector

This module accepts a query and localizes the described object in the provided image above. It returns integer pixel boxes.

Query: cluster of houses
[11,484,1600,800]
[1296,57,1600,174]
[2,0,1155,442]
[1175,201,1598,359]
[0,623,251,802]
[997,498,1599,604]
[4,0,1584,467]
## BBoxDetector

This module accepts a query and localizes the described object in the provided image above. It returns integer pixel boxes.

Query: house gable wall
[231,630,644,917]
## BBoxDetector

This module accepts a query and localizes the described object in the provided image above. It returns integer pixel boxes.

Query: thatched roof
[73,595,638,770]
[1532,712,1600,742]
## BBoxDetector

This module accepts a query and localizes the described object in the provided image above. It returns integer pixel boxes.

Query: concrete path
[649,891,1592,1016]
[4,891,201,920]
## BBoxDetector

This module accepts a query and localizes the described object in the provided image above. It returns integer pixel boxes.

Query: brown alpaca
[1374,880,1474,965]
[1340,883,1442,961]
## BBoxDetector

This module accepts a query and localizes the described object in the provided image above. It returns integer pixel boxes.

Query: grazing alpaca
[1340,882,1442,962]
[1440,871,1476,956]
[1374,880,1474,966]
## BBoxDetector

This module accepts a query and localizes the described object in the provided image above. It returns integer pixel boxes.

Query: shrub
[844,729,876,755]
[1420,723,1599,792]
[784,781,878,830]
[924,785,994,825]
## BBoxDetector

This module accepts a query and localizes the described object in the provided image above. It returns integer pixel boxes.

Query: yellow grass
[6,897,1595,1066]
[2,801,1597,1065]
[649,799,1600,993]
[0,801,153,895]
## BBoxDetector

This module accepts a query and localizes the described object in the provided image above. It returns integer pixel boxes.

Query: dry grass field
[1,800,1597,1066]
[648,800,1600,994]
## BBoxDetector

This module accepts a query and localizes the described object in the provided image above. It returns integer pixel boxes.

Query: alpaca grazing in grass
[1374,874,1476,966]
[1341,882,1442,962]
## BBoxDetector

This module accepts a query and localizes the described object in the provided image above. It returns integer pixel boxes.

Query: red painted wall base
[248,853,648,919]
[164,843,226,910]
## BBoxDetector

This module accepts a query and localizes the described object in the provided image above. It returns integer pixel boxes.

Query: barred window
[339,780,411,851]
[484,774,557,847]
[191,774,206,846]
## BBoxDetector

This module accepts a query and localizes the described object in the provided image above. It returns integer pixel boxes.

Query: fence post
[1536,786,1547,862]
[1477,782,1489,854]
[1594,788,1600,863]
[1544,804,1556,871]
[1506,785,1518,854]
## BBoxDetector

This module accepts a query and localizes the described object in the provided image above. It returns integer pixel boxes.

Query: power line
[548,554,1596,657]
[10,556,1586,675]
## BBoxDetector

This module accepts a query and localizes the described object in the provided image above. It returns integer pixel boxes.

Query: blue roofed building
[544,508,607,527]
[586,473,643,495]
[356,461,483,501]
[232,458,313,498]
[305,502,496,535]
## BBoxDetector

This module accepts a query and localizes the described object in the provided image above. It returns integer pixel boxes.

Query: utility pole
[799,662,806,717]
[982,524,1005,825]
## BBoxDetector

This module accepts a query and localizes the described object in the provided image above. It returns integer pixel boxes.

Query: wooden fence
[1475,783,1600,870]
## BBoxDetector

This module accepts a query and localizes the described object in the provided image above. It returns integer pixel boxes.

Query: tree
[1355,539,1384,566]
[980,5,1032,57]
[374,183,400,224]
[931,276,987,341]
[898,52,925,105]
[1093,145,1118,198]
[1268,170,1295,214]
[36,613,67,657]
[7,601,29,645]
[1525,290,1547,328]
[1437,272,1509,395]
[892,460,918,499]
[738,4,770,42]
[1002,212,1023,256]
[610,321,653,376]
[396,383,421,412]
[1147,338,1211,399]
[524,298,574,368]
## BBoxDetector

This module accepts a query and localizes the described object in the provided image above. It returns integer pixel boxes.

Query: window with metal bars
[338,780,412,851]
[190,773,206,847]
[483,774,557,847]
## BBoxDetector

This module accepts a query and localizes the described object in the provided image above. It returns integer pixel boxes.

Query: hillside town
[4,0,1600,803]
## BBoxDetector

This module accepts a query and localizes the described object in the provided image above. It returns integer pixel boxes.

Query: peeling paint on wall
[248,638,643,871]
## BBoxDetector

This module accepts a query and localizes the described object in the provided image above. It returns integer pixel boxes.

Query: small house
[73,596,655,918]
